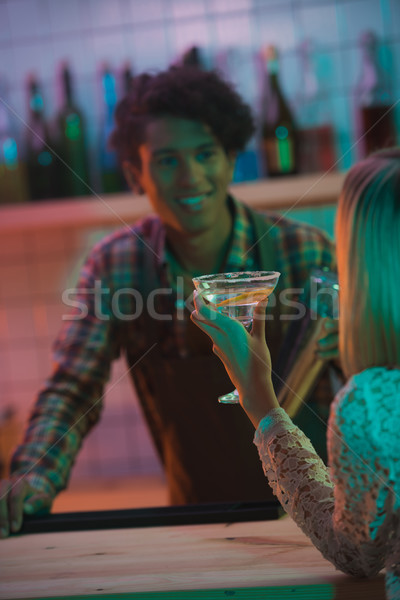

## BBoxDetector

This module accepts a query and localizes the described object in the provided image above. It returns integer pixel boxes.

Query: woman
[191,149,400,599]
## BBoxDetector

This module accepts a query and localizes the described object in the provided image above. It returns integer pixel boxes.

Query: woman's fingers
[192,292,223,327]
[190,309,221,339]
[212,344,223,360]
[191,291,242,335]
[192,290,206,313]
[251,298,268,339]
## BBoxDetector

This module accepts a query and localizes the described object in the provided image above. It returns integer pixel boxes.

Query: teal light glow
[3,137,18,169]
[40,583,335,599]
[38,151,52,166]
[275,126,288,140]
[65,113,81,140]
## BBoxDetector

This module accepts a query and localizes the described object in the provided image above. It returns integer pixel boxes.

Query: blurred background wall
[1,0,399,199]
[0,0,399,503]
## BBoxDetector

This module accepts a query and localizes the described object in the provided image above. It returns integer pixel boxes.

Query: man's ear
[227,151,237,178]
[122,160,143,195]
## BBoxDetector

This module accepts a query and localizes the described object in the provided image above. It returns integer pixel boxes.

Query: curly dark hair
[109,66,255,167]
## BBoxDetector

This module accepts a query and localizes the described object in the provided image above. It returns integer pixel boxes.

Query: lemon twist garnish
[216,288,272,307]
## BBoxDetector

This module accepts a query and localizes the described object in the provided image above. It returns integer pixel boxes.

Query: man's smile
[175,192,212,210]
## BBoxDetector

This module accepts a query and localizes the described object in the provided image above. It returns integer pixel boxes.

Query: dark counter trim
[20,500,283,534]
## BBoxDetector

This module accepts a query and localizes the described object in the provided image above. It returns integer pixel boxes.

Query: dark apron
[122,208,327,504]
[131,348,275,505]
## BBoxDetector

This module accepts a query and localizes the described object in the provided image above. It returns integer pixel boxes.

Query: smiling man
[1,66,338,536]
[123,116,236,283]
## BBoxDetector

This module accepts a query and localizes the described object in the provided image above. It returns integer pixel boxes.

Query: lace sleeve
[254,399,390,578]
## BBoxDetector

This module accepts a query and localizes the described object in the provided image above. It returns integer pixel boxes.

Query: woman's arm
[191,296,391,578]
[254,399,389,578]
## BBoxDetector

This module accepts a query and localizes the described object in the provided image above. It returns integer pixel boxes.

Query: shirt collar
[224,195,256,272]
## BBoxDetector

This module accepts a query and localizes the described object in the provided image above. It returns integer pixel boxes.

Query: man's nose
[178,157,203,187]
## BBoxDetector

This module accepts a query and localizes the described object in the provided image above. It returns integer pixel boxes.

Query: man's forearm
[10,387,102,496]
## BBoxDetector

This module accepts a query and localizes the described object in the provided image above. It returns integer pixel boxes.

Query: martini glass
[193,270,280,403]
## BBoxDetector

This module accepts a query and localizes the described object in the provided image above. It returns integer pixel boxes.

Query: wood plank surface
[0,515,385,599]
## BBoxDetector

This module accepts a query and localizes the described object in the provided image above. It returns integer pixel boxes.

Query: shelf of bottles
[0,63,133,205]
[0,33,397,206]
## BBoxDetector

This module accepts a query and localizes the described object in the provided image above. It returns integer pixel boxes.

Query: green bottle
[26,76,56,200]
[260,46,298,177]
[56,64,90,197]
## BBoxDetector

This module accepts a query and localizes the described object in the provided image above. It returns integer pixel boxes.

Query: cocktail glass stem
[218,319,253,404]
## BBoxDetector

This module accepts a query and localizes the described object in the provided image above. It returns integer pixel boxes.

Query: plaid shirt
[11,196,336,497]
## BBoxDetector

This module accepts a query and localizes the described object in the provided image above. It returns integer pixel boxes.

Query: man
[0,66,337,538]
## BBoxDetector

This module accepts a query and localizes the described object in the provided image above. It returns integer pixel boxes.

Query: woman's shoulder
[347,366,400,396]
[332,366,400,425]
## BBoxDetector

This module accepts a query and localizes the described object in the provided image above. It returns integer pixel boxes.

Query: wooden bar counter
[0,511,385,599]
[0,172,345,233]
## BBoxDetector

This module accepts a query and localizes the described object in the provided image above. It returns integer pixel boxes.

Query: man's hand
[0,477,52,538]
[315,317,339,361]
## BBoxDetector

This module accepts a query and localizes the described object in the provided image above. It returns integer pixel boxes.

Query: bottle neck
[102,72,117,119]
[0,103,11,136]
[63,70,74,108]
[266,58,280,90]
[266,55,279,76]
[122,66,133,95]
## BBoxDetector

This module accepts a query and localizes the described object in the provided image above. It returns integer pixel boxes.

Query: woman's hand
[191,292,279,428]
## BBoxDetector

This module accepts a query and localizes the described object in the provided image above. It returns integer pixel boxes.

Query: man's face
[128,117,235,237]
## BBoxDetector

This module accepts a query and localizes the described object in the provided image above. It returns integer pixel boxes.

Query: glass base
[218,388,240,404]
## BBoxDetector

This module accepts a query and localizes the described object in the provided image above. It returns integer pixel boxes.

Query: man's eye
[157,156,177,167]
[197,150,215,161]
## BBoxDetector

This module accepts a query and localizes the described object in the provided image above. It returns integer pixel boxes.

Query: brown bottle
[356,31,396,158]
[121,63,134,95]
[296,41,336,174]
[260,46,298,177]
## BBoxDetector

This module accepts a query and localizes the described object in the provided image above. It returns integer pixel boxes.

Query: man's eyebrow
[151,142,217,157]
[152,147,176,157]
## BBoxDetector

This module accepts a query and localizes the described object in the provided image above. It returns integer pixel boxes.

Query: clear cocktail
[193,271,281,403]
